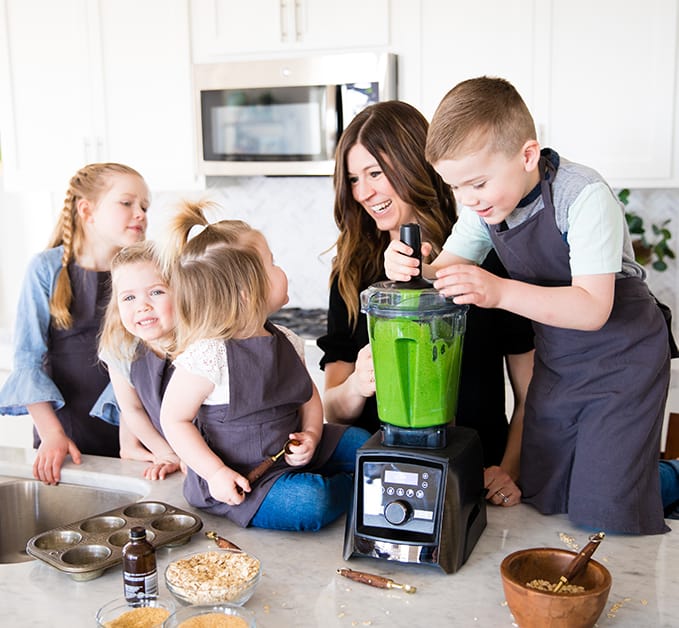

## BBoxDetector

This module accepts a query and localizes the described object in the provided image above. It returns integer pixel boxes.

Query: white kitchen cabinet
[0,0,198,192]
[190,0,389,62]
[411,0,679,188]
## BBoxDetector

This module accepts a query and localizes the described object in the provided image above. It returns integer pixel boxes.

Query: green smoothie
[368,313,464,429]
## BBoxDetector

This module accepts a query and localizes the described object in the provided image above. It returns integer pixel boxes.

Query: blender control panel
[358,458,444,537]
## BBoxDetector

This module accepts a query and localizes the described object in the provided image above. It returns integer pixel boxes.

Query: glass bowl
[95,596,176,627]
[162,603,256,627]
[164,550,261,607]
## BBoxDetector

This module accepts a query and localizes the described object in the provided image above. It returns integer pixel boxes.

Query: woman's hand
[285,430,319,467]
[484,465,521,507]
[32,431,81,485]
[352,344,376,398]
[207,466,250,505]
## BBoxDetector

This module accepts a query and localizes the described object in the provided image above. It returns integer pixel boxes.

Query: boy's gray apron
[489,158,670,534]
[183,322,345,527]
[46,265,119,457]
[130,347,174,434]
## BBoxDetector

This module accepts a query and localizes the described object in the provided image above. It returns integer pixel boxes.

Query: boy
[385,76,672,534]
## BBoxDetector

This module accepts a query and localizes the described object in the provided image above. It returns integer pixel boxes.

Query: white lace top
[173,325,306,405]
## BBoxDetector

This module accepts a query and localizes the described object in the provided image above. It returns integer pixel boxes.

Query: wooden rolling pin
[337,568,416,593]
[552,531,605,592]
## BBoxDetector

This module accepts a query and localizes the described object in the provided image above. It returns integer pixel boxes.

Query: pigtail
[160,199,215,276]
[48,190,78,329]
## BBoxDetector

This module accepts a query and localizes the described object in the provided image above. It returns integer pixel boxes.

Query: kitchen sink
[0,476,144,564]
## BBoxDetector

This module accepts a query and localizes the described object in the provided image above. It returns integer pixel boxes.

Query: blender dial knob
[384,500,411,525]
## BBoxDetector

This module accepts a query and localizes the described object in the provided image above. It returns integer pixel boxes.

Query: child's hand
[207,466,251,505]
[384,239,421,282]
[352,344,376,398]
[434,264,504,307]
[285,431,318,467]
[143,459,182,481]
[33,432,81,485]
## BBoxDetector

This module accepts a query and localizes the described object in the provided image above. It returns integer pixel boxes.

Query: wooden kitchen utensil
[552,531,605,593]
[337,567,416,593]
[205,530,242,552]
[245,438,301,485]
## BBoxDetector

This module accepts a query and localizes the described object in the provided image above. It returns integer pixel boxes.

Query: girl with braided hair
[0,163,149,484]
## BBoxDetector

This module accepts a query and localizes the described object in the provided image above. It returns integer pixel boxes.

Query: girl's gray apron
[46,264,119,457]
[489,158,670,534]
[130,347,174,434]
[183,322,345,527]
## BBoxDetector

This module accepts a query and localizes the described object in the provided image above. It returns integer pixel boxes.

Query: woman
[317,101,535,506]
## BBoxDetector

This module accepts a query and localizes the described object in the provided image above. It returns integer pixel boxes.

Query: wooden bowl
[500,548,612,628]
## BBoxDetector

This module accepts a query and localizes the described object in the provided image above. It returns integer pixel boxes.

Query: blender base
[343,426,487,574]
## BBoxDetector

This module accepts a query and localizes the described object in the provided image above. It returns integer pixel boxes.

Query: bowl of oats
[164,550,261,607]
[162,603,255,627]
[95,596,176,628]
[500,547,611,628]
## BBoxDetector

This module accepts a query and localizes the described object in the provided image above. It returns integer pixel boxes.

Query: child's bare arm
[286,383,323,467]
[435,266,615,331]
[384,239,472,282]
[160,364,249,503]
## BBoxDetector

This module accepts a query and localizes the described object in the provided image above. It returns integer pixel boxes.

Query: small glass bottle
[122,526,158,602]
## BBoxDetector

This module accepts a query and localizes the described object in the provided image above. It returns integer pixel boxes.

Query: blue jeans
[659,459,679,516]
[250,426,369,531]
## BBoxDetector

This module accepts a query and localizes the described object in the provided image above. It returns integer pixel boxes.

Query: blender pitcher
[361,281,468,447]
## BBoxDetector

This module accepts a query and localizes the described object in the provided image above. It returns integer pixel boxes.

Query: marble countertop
[1,446,677,628]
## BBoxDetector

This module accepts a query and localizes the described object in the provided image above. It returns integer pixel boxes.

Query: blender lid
[360,281,468,317]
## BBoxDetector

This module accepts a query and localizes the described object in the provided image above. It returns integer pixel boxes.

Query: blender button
[422,472,429,480]
[387,487,395,495]
[396,488,405,496]
[416,490,424,498]
[422,481,428,488]
[406,489,414,497]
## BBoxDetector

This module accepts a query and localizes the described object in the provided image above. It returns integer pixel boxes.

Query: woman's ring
[496,490,510,504]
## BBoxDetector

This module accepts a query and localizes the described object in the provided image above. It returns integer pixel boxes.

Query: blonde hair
[332,101,456,328]
[426,76,537,165]
[99,240,171,364]
[48,162,145,329]
[164,200,270,356]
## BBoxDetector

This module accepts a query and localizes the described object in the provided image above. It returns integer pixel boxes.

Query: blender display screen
[384,469,419,486]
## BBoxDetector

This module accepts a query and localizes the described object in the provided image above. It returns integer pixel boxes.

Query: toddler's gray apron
[46,264,119,457]
[130,347,174,435]
[183,322,345,527]
[489,158,670,534]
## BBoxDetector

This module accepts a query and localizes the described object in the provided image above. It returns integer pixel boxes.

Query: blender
[343,224,487,574]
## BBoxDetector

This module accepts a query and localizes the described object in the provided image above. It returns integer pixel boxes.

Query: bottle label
[124,570,159,600]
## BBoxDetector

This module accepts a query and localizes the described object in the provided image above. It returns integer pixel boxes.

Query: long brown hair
[48,162,145,329]
[163,199,269,356]
[331,100,457,328]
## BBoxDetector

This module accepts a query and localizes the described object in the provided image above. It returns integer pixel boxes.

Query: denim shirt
[0,246,119,424]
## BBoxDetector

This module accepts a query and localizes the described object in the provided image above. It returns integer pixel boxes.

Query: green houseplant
[618,188,675,271]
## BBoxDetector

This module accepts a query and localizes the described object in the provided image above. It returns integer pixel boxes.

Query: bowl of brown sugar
[95,597,176,628]
[500,547,612,628]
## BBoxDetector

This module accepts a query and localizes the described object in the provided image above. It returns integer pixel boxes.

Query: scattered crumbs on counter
[361,621,372,625]
[607,597,633,618]
[262,605,270,614]
[559,532,579,550]
[337,612,345,618]
[641,599,648,605]
[501,600,508,607]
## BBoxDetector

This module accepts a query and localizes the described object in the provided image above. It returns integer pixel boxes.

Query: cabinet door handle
[294,0,303,41]
[280,0,288,42]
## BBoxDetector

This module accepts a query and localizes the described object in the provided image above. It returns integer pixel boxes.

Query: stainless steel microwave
[193,52,397,176]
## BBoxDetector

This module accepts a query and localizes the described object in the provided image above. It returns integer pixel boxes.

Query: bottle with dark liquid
[122,526,158,601]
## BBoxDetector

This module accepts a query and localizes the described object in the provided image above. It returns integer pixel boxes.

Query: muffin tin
[26,501,203,581]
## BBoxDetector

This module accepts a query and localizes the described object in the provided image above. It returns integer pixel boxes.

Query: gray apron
[489,158,670,534]
[183,322,345,527]
[45,264,119,457]
[130,346,174,435]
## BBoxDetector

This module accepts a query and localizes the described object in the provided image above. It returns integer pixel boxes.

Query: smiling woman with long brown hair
[317,100,535,506]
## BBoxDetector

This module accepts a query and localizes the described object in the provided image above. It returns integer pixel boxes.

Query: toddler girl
[0,163,149,484]
[99,241,181,480]
[160,201,369,531]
